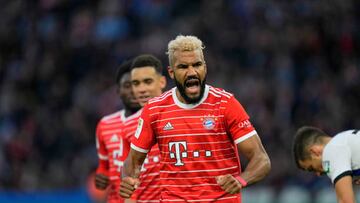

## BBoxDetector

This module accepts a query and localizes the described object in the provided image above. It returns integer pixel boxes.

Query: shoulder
[99,110,123,124]
[208,86,234,100]
[327,130,354,147]
[147,89,173,107]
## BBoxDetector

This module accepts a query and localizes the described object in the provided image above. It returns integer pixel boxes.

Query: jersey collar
[172,85,210,109]
[120,108,143,122]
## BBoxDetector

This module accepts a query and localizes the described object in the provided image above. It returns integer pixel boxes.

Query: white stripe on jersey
[209,87,232,98]
[154,122,204,129]
[140,172,160,178]
[157,127,226,134]
[146,183,219,188]
[208,91,221,98]
[163,196,238,202]
[101,111,122,121]
[149,103,177,110]
[158,132,227,139]
[131,143,149,153]
[101,123,123,129]
[148,91,172,104]
[101,129,122,135]
[151,115,224,124]
[98,153,108,160]
[159,173,238,180]
[109,176,120,180]
[162,156,237,164]
[159,140,231,147]
[149,108,224,117]
[161,147,235,154]
[161,165,238,173]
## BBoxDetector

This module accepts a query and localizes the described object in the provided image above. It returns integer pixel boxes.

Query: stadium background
[0,0,359,202]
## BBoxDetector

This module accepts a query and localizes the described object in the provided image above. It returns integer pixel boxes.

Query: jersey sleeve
[95,121,109,174]
[225,96,257,144]
[130,105,156,153]
[322,145,352,184]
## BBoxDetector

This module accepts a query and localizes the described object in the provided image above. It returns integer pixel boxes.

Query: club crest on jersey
[323,160,330,174]
[202,117,215,130]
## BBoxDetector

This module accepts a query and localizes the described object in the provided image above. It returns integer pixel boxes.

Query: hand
[216,174,243,194]
[95,173,109,190]
[119,176,140,198]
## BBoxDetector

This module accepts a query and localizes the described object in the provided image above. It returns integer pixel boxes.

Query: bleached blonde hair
[166,35,205,66]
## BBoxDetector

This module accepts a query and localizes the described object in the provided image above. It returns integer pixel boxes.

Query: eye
[132,81,140,86]
[144,79,154,84]
[193,62,203,67]
[123,82,132,88]
[177,64,188,69]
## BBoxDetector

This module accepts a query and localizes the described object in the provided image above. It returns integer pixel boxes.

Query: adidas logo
[110,134,119,142]
[163,122,174,130]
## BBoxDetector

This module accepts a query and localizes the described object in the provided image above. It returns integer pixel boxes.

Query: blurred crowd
[0,0,359,200]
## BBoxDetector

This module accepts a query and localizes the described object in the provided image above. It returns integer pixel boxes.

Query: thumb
[215,175,225,185]
[134,178,140,189]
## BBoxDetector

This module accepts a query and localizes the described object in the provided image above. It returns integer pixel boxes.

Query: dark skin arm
[217,134,271,194]
[119,149,147,198]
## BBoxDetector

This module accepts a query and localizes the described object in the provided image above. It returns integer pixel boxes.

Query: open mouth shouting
[184,77,201,96]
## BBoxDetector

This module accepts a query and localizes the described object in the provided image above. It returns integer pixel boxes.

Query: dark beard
[174,75,206,104]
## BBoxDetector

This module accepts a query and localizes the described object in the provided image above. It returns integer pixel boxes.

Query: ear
[309,145,323,158]
[167,66,174,79]
[116,85,121,95]
[159,76,167,90]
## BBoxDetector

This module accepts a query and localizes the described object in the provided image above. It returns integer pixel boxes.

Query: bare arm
[119,149,147,198]
[334,176,355,203]
[217,134,270,193]
[236,134,271,185]
[122,148,147,178]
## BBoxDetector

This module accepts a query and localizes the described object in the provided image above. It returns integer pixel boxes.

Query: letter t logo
[168,141,187,166]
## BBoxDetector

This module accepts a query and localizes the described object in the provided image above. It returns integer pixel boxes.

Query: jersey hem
[333,170,352,185]
[234,130,257,144]
[131,143,149,153]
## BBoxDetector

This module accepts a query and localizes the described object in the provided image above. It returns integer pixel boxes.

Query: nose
[186,65,197,77]
[135,83,147,94]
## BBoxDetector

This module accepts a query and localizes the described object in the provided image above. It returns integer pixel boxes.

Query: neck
[124,108,136,118]
[175,89,188,104]
[323,137,332,145]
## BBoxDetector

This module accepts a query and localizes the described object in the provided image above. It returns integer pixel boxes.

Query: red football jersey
[131,144,161,202]
[131,85,257,203]
[96,109,142,203]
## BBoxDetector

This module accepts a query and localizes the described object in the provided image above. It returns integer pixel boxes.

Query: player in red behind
[120,35,271,203]
[95,60,142,203]
[128,54,166,202]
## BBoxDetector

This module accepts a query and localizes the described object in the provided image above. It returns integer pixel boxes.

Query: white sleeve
[322,145,352,184]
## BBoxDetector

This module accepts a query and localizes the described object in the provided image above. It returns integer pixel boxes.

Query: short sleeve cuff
[234,130,257,144]
[131,143,149,153]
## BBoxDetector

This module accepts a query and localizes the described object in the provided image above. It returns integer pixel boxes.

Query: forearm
[335,176,355,203]
[240,152,271,185]
[122,149,146,178]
